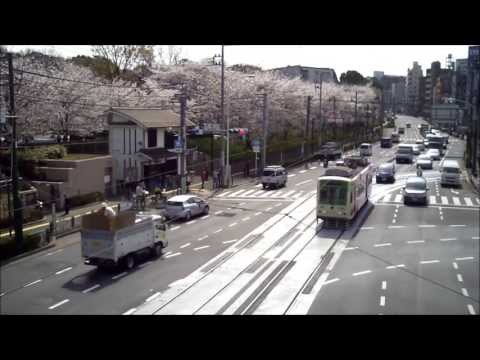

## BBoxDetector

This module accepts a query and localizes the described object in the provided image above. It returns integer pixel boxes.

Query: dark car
[376,163,395,183]
[403,176,428,206]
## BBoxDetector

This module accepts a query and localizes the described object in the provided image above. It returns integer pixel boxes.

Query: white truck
[81,211,168,270]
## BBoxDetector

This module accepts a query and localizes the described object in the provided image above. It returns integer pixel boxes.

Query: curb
[0,242,56,267]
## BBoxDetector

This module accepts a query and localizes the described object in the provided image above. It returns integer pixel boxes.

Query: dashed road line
[123,308,137,315]
[222,239,237,244]
[299,170,307,174]
[198,235,208,241]
[193,245,210,251]
[213,228,223,234]
[407,240,425,244]
[254,212,262,216]
[82,284,101,294]
[55,267,73,275]
[361,227,375,230]
[228,222,238,228]
[382,281,387,290]
[380,296,386,307]
[214,211,223,215]
[242,217,251,222]
[388,225,405,229]
[165,252,181,258]
[453,262,458,270]
[24,279,42,288]
[455,257,474,261]
[186,220,197,225]
[472,236,480,240]
[461,288,469,297]
[344,247,358,251]
[467,305,476,315]
[440,238,457,242]
[48,299,70,310]
[112,272,128,280]
[449,224,466,227]
[353,270,372,277]
[420,260,440,264]
[457,274,463,282]
[265,207,273,211]
[418,225,436,228]
[200,215,210,220]
[45,249,63,256]
[180,242,191,249]
[145,292,161,303]
[386,264,405,269]
[374,243,391,247]
[170,226,180,231]
[323,278,340,285]
[295,179,312,186]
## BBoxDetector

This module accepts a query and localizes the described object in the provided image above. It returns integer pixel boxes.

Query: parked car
[426,148,441,161]
[403,176,429,206]
[381,137,393,148]
[359,143,373,157]
[376,162,396,183]
[440,160,462,187]
[164,195,209,221]
[261,165,287,189]
[417,154,433,170]
[415,140,425,152]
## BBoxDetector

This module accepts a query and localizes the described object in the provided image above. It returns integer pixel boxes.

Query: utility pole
[225,100,231,187]
[332,97,337,140]
[318,80,323,148]
[179,92,187,194]
[261,93,268,170]
[7,53,23,250]
[305,96,311,168]
[220,45,225,178]
[354,91,358,142]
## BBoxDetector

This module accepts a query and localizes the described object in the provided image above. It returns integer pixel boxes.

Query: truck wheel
[124,254,135,270]
[154,244,163,257]
[262,184,266,189]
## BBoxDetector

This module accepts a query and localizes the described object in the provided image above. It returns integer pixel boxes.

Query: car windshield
[263,170,275,176]
[398,148,412,154]
[378,165,392,172]
[406,180,426,190]
[360,145,369,149]
[318,180,348,206]
[443,167,460,174]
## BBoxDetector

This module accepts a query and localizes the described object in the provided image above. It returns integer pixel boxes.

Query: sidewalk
[466,168,479,194]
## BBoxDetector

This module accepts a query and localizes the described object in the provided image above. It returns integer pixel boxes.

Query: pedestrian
[186,173,192,193]
[201,170,206,189]
[64,195,70,216]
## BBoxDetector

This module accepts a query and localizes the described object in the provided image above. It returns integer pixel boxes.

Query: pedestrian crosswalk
[376,194,480,207]
[215,188,312,200]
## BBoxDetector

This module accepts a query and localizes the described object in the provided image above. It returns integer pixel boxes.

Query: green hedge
[68,192,104,208]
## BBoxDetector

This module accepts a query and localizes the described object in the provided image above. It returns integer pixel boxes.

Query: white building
[406,61,423,115]
[106,107,194,195]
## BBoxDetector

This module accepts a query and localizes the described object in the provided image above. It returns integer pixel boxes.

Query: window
[147,128,157,148]
[318,180,348,206]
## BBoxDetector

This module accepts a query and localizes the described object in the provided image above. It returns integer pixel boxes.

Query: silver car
[164,195,209,221]
[417,154,433,170]
[426,148,441,161]
[261,166,287,189]
[403,176,429,206]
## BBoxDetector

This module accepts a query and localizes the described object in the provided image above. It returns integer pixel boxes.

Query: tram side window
[319,180,348,206]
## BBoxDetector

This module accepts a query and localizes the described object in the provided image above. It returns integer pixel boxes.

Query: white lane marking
[292,191,305,199]
[213,228,223,234]
[214,211,223,215]
[299,170,307,174]
[283,190,297,197]
[48,299,70,310]
[453,262,459,269]
[393,214,397,218]
[463,197,473,206]
[45,249,63,256]
[186,220,196,225]
[254,212,262,216]
[462,288,469,297]
[198,235,208,241]
[265,207,273,211]
[382,194,392,202]
[429,196,438,204]
[392,219,396,224]
[170,226,180,231]
[242,216,251,222]
[0,292,5,297]
[323,278,340,285]
[216,191,233,198]
[386,264,405,269]
[165,252,181,258]
[274,203,282,207]
[418,225,436,228]
[352,270,372,277]
[361,227,375,230]
[200,215,210,220]
[55,267,73,275]
[123,308,137,315]
[112,272,128,280]
[255,184,263,188]
[164,251,172,256]
[252,190,267,197]
[388,225,405,229]
[193,245,210,251]
[382,281,387,290]
[450,189,460,195]
[394,194,402,203]
[228,222,238,228]
[238,202,246,206]
[472,236,480,240]
[310,166,317,170]
[222,239,237,244]
[440,238,457,241]
[288,174,296,177]
[420,260,440,264]
[229,189,249,197]
[82,284,101,294]
[295,179,312,186]
[407,240,425,244]
[455,257,474,261]
[440,216,444,221]
[452,197,461,206]
[449,224,466,227]
[241,190,256,196]
[24,279,42,288]
[467,305,476,315]
[441,196,449,205]
[344,247,358,251]
[457,274,463,282]
[380,296,386,307]
[374,243,392,247]
[180,243,191,249]
[145,292,161,303]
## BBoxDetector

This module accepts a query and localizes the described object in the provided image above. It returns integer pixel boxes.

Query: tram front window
[319,180,348,206]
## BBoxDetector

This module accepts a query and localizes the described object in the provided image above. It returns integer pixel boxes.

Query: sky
[6,45,472,78]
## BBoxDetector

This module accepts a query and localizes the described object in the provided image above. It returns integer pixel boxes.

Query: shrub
[68,192,104,208]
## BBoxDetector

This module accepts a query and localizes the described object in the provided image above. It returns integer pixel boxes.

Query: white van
[359,143,373,156]
[261,165,287,189]
[396,144,414,164]
[440,160,462,187]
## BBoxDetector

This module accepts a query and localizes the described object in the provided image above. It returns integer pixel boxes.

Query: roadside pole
[305,96,311,169]
[179,92,187,194]
[318,80,323,148]
[225,100,231,187]
[50,201,57,243]
[261,93,268,170]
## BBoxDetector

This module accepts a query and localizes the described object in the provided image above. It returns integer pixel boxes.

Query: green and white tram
[317,157,374,228]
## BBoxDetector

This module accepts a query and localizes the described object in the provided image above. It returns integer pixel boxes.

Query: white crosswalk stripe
[377,193,478,207]
[292,191,304,199]
[452,197,461,206]
[215,187,306,200]
[394,194,402,203]
[283,190,297,197]
[383,194,392,202]
[464,197,473,206]
[216,191,233,198]
[241,189,256,196]
[430,196,437,204]
[229,189,249,197]
[441,196,449,205]
[259,191,276,197]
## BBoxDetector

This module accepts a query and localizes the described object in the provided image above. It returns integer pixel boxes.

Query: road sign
[252,139,260,153]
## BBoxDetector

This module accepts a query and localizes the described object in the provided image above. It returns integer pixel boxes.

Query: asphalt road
[1,115,478,315]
